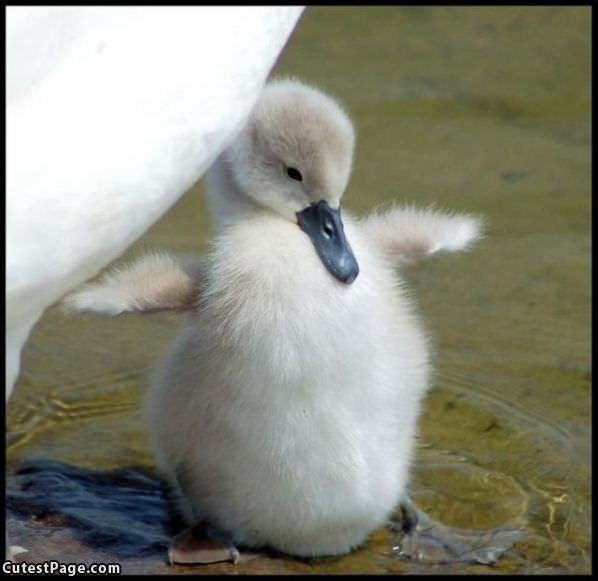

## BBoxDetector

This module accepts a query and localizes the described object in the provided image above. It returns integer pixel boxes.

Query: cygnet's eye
[286,167,303,182]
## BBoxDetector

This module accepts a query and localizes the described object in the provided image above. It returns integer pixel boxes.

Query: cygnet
[65,78,482,563]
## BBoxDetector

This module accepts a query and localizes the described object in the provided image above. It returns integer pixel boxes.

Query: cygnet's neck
[204,153,259,231]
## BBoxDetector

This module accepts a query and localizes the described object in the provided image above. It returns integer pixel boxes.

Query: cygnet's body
[148,216,427,556]
[67,79,481,559]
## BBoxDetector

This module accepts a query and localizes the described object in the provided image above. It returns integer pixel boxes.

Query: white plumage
[6,6,304,401]
[66,79,482,560]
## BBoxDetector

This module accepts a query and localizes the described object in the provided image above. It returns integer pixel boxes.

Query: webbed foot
[168,521,239,565]
[389,497,522,565]
[168,521,264,566]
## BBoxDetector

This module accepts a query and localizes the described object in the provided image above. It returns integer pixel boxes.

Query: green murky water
[7,7,590,574]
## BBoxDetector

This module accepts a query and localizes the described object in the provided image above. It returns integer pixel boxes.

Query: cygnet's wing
[360,205,483,262]
[62,253,205,315]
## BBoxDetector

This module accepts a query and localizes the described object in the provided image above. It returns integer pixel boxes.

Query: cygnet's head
[227,79,359,284]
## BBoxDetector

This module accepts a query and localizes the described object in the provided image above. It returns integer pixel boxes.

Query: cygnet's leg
[389,496,522,565]
[166,468,266,565]
[169,521,268,566]
[168,521,242,565]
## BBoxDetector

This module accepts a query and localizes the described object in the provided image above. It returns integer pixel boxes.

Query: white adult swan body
[66,79,482,562]
[6,6,304,401]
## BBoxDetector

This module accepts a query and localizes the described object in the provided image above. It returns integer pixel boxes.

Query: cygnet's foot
[168,521,262,566]
[389,497,522,565]
[169,521,238,565]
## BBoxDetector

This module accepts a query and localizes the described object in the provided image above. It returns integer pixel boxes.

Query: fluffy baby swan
[66,79,482,563]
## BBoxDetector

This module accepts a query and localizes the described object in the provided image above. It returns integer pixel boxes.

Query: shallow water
[6,6,590,574]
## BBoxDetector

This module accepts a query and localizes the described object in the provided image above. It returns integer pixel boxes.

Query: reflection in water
[6,6,590,574]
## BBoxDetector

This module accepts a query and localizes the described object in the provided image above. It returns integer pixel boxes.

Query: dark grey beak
[296,200,359,284]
